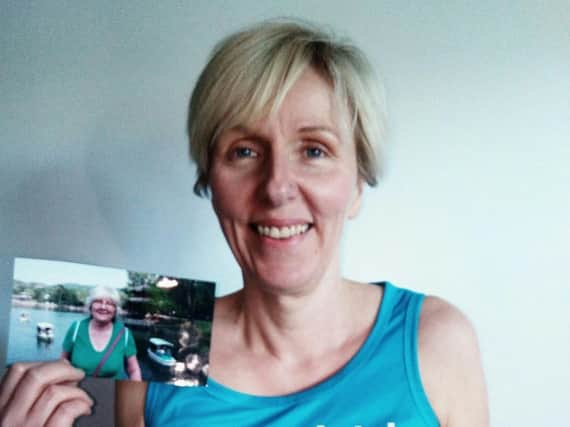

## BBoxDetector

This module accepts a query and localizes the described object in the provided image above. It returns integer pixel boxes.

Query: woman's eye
[232,146,257,159]
[305,146,326,158]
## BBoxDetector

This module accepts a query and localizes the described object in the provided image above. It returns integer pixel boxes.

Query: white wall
[1,1,569,425]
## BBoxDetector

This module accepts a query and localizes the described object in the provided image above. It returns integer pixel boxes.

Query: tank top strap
[401,286,439,425]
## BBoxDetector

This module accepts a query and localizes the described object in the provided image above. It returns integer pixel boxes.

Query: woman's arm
[125,355,142,381]
[115,380,146,427]
[0,360,93,427]
[419,296,489,427]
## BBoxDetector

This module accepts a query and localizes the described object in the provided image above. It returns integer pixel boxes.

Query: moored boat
[147,337,176,367]
[36,322,54,341]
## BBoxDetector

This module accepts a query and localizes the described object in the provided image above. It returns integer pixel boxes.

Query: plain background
[1,1,569,425]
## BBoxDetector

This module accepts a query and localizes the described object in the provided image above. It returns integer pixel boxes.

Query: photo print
[7,257,215,386]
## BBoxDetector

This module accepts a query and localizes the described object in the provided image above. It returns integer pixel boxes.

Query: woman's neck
[90,318,114,331]
[210,278,382,394]
[235,276,362,361]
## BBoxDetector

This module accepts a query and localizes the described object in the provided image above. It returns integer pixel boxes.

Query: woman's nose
[261,149,297,206]
[98,300,114,308]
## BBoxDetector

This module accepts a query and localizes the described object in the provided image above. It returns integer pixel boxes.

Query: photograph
[8,257,215,386]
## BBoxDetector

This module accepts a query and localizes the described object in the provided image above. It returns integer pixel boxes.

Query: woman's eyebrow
[228,125,341,143]
[230,125,249,134]
[298,125,341,141]
[228,126,270,143]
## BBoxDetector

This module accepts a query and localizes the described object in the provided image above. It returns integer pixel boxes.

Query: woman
[62,286,142,381]
[0,20,488,427]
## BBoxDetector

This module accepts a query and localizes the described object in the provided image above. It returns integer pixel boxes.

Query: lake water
[6,307,204,385]
[7,307,85,364]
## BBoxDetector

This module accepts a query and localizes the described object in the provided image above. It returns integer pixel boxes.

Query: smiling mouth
[253,223,311,239]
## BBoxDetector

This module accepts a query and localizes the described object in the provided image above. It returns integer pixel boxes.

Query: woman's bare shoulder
[418,296,489,427]
[420,296,477,345]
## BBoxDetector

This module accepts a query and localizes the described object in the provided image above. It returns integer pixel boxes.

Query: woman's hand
[0,359,94,427]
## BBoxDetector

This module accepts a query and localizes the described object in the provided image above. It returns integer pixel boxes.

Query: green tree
[192,281,215,320]
[128,272,159,289]
[147,285,178,316]
[32,287,47,302]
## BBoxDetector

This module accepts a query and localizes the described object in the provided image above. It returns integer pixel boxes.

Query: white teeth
[270,227,279,238]
[256,224,309,239]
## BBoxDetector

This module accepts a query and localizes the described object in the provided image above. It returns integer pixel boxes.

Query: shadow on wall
[0,161,124,263]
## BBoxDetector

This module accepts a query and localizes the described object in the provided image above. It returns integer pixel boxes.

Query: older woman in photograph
[0,20,487,427]
[61,286,141,381]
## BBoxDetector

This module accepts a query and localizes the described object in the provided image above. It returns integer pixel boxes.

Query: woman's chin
[92,315,113,324]
[247,268,324,297]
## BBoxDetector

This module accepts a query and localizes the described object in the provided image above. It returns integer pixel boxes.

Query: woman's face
[90,298,116,323]
[209,68,362,294]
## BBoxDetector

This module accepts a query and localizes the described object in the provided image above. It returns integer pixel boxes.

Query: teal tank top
[145,282,439,426]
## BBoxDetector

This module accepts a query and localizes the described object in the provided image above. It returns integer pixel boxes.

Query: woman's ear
[348,179,364,219]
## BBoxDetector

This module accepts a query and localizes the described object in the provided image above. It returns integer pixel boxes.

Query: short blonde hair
[188,19,386,196]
